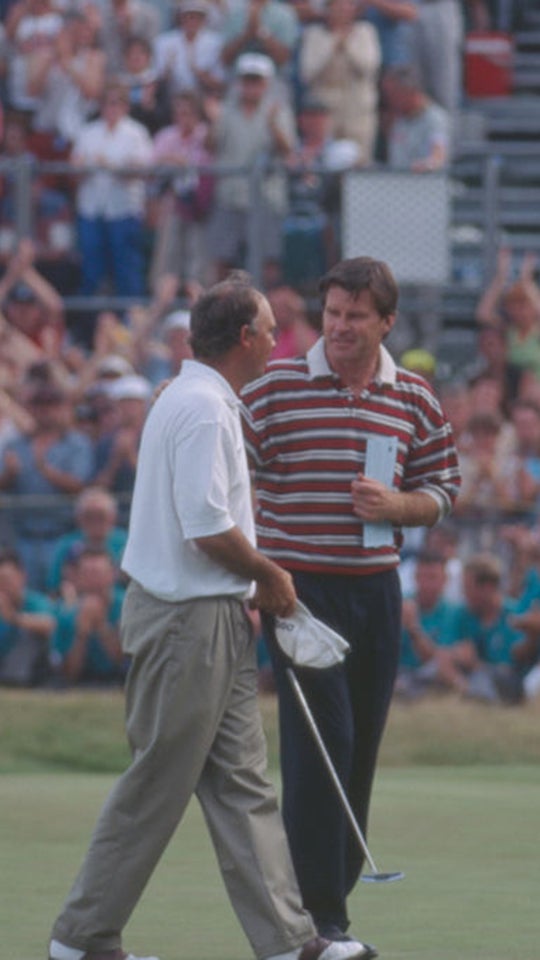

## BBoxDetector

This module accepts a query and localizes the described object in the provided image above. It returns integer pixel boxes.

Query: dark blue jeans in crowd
[77,215,146,296]
[264,568,402,935]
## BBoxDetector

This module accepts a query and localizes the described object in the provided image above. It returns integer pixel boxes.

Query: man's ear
[239,323,255,348]
[382,313,396,338]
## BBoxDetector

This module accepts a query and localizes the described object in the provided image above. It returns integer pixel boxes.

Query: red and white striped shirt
[241,338,461,576]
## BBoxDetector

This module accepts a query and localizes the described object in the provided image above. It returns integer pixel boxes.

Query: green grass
[2,690,540,959]
[2,688,540,773]
[3,765,539,960]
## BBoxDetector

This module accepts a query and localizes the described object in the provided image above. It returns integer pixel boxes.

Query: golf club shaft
[286,667,379,875]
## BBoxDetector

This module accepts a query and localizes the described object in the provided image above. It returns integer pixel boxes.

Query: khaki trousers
[51,581,315,956]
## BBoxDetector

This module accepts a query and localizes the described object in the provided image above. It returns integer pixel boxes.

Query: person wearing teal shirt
[455,553,528,703]
[397,551,474,697]
[0,549,56,685]
[46,486,127,596]
[52,547,127,685]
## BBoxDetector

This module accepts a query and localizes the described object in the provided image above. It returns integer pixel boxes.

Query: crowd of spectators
[1,0,539,699]
[1,235,540,701]
[0,0,508,301]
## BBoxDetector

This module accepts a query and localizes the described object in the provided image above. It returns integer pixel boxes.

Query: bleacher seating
[434,1,540,375]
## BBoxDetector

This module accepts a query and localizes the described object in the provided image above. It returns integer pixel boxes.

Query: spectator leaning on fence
[70,80,153,298]
[149,89,214,292]
[207,52,297,288]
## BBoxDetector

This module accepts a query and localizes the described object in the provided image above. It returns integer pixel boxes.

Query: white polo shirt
[122,360,256,602]
[72,116,153,219]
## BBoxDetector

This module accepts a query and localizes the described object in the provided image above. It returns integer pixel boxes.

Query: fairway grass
[3,765,539,960]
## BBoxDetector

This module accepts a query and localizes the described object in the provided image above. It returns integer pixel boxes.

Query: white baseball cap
[107,374,152,401]
[236,53,275,80]
[274,601,350,669]
[162,309,191,333]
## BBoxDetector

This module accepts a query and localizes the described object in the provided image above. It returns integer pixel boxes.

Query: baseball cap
[107,374,152,401]
[96,354,135,378]
[236,53,275,80]
[162,310,191,333]
[177,0,209,14]
[274,600,350,669]
[299,95,330,114]
[400,348,436,376]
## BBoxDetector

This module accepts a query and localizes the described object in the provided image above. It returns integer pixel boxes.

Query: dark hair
[416,550,446,567]
[172,89,203,115]
[464,553,501,586]
[0,548,23,569]
[73,546,113,565]
[189,274,261,359]
[466,411,501,435]
[124,33,152,56]
[383,64,423,93]
[319,257,398,318]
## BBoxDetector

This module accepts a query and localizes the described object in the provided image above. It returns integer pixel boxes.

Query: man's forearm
[389,490,442,527]
[194,526,276,582]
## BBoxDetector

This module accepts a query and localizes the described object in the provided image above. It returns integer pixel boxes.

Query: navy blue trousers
[265,568,402,933]
[77,215,146,296]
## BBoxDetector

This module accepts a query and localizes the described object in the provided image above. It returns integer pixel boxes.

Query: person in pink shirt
[150,89,214,291]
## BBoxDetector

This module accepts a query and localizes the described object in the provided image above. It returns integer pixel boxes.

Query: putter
[286,667,404,884]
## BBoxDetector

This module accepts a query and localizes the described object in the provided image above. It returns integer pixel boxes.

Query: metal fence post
[13,155,34,241]
[246,157,266,286]
[481,153,502,281]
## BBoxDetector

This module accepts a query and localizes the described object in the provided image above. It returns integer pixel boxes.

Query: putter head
[361,871,405,884]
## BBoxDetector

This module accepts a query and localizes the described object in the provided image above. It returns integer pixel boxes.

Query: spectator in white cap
[207,51,297,288]
[136,309,194,384]
[153,0,225,101]
[94,374,152,525]
[162,310,193,372]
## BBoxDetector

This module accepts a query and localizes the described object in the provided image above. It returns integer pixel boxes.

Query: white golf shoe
[299,935,378,960]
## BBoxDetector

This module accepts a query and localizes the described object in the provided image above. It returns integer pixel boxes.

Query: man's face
[463,572,497,616]
[239,74,267,106]
[415,561,446,610]
[75,556,114,596]
[79,503,114,541]
[29,397,68,431]
[322,286,394,370]
[513,407,540,449]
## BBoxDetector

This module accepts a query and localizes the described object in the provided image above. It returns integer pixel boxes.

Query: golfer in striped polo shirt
[242,257,461,955]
